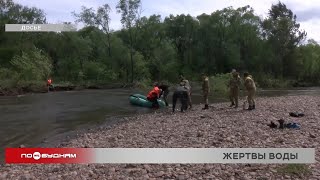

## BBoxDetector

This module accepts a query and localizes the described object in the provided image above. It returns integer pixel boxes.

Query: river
[0,87,319,158]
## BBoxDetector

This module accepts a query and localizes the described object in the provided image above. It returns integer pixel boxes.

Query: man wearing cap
[243,72,256,110]
[228,69,241,108]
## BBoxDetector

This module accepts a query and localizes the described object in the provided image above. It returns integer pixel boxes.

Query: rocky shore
[1,95,319,180]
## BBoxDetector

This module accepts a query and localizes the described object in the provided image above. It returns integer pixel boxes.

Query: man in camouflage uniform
[201,73,210,110]
[179,75,192,109]
[243,72,256,110]
[228,69,241,108]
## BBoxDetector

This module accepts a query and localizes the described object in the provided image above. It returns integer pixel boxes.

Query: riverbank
[1,95,319,179]
[1,76,319,97]
[0,82,137,96]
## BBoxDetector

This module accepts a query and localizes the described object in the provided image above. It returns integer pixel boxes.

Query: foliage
[10,48,52,81]
[254,74,293,88]
[72,4,112,57]
[1,0,320,94]
[116,0,142,83]
[209,74,230,97]
[261,2,307,77]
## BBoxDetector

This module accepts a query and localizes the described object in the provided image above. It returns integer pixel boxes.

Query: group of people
[228,69,256,110]
[146,69,257,112]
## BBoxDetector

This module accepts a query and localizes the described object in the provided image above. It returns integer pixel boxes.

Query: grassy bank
[209,73,320,95]
[0,80,136,96]
[1,73,319,96]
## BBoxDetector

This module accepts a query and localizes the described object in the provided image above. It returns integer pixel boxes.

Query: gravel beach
[1,95,319,180]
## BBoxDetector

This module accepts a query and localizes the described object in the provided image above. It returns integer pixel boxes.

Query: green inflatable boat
[129,94,166,108]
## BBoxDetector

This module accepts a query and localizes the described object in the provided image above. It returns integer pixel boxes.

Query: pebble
[109,167,116,172]
[270,169,277,173]
[0,173,8,179]
[19,174,32,180]
[309,133,316,138]
[48,176,57,180]
[142,174,149,179]
[143,165,151,172]
[155,171,165,177]
[285,175,291,179]
[70,171,77,176]
[51,167,60,173]
[141,169,148,175]
[178,175,186,180]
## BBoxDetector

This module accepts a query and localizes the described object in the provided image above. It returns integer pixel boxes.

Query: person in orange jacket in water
[147,82,162,108]
[47,77,53,92]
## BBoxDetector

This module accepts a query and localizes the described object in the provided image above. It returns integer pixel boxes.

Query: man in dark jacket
[172,81,189,112]
[158,83,170,106]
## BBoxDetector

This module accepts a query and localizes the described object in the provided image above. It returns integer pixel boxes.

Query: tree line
[1,0,320,92]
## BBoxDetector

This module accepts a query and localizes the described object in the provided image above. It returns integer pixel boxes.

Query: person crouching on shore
[158,83,170,106]
[147,82,162,109]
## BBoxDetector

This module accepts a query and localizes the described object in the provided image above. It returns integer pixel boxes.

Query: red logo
[20,152,77,160]
[5,148,92,164]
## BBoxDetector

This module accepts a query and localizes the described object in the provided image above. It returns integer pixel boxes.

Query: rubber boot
[278,119,285,129]
[268,121,277,128]
[234,103,238,108]
[202,104,209,110]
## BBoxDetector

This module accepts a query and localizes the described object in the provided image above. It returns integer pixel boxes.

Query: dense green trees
[1,0,320,93]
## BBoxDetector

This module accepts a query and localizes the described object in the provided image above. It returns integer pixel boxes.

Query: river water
[0,87,319,156]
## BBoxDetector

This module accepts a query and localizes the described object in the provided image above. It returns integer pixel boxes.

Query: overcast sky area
[14,0,320,43]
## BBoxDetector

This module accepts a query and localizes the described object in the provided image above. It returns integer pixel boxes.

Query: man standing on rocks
[243,72,256,110]
[172,81,189,112]
[201,73,210,110]
[180,75,192,109]
[228,69,241,108]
